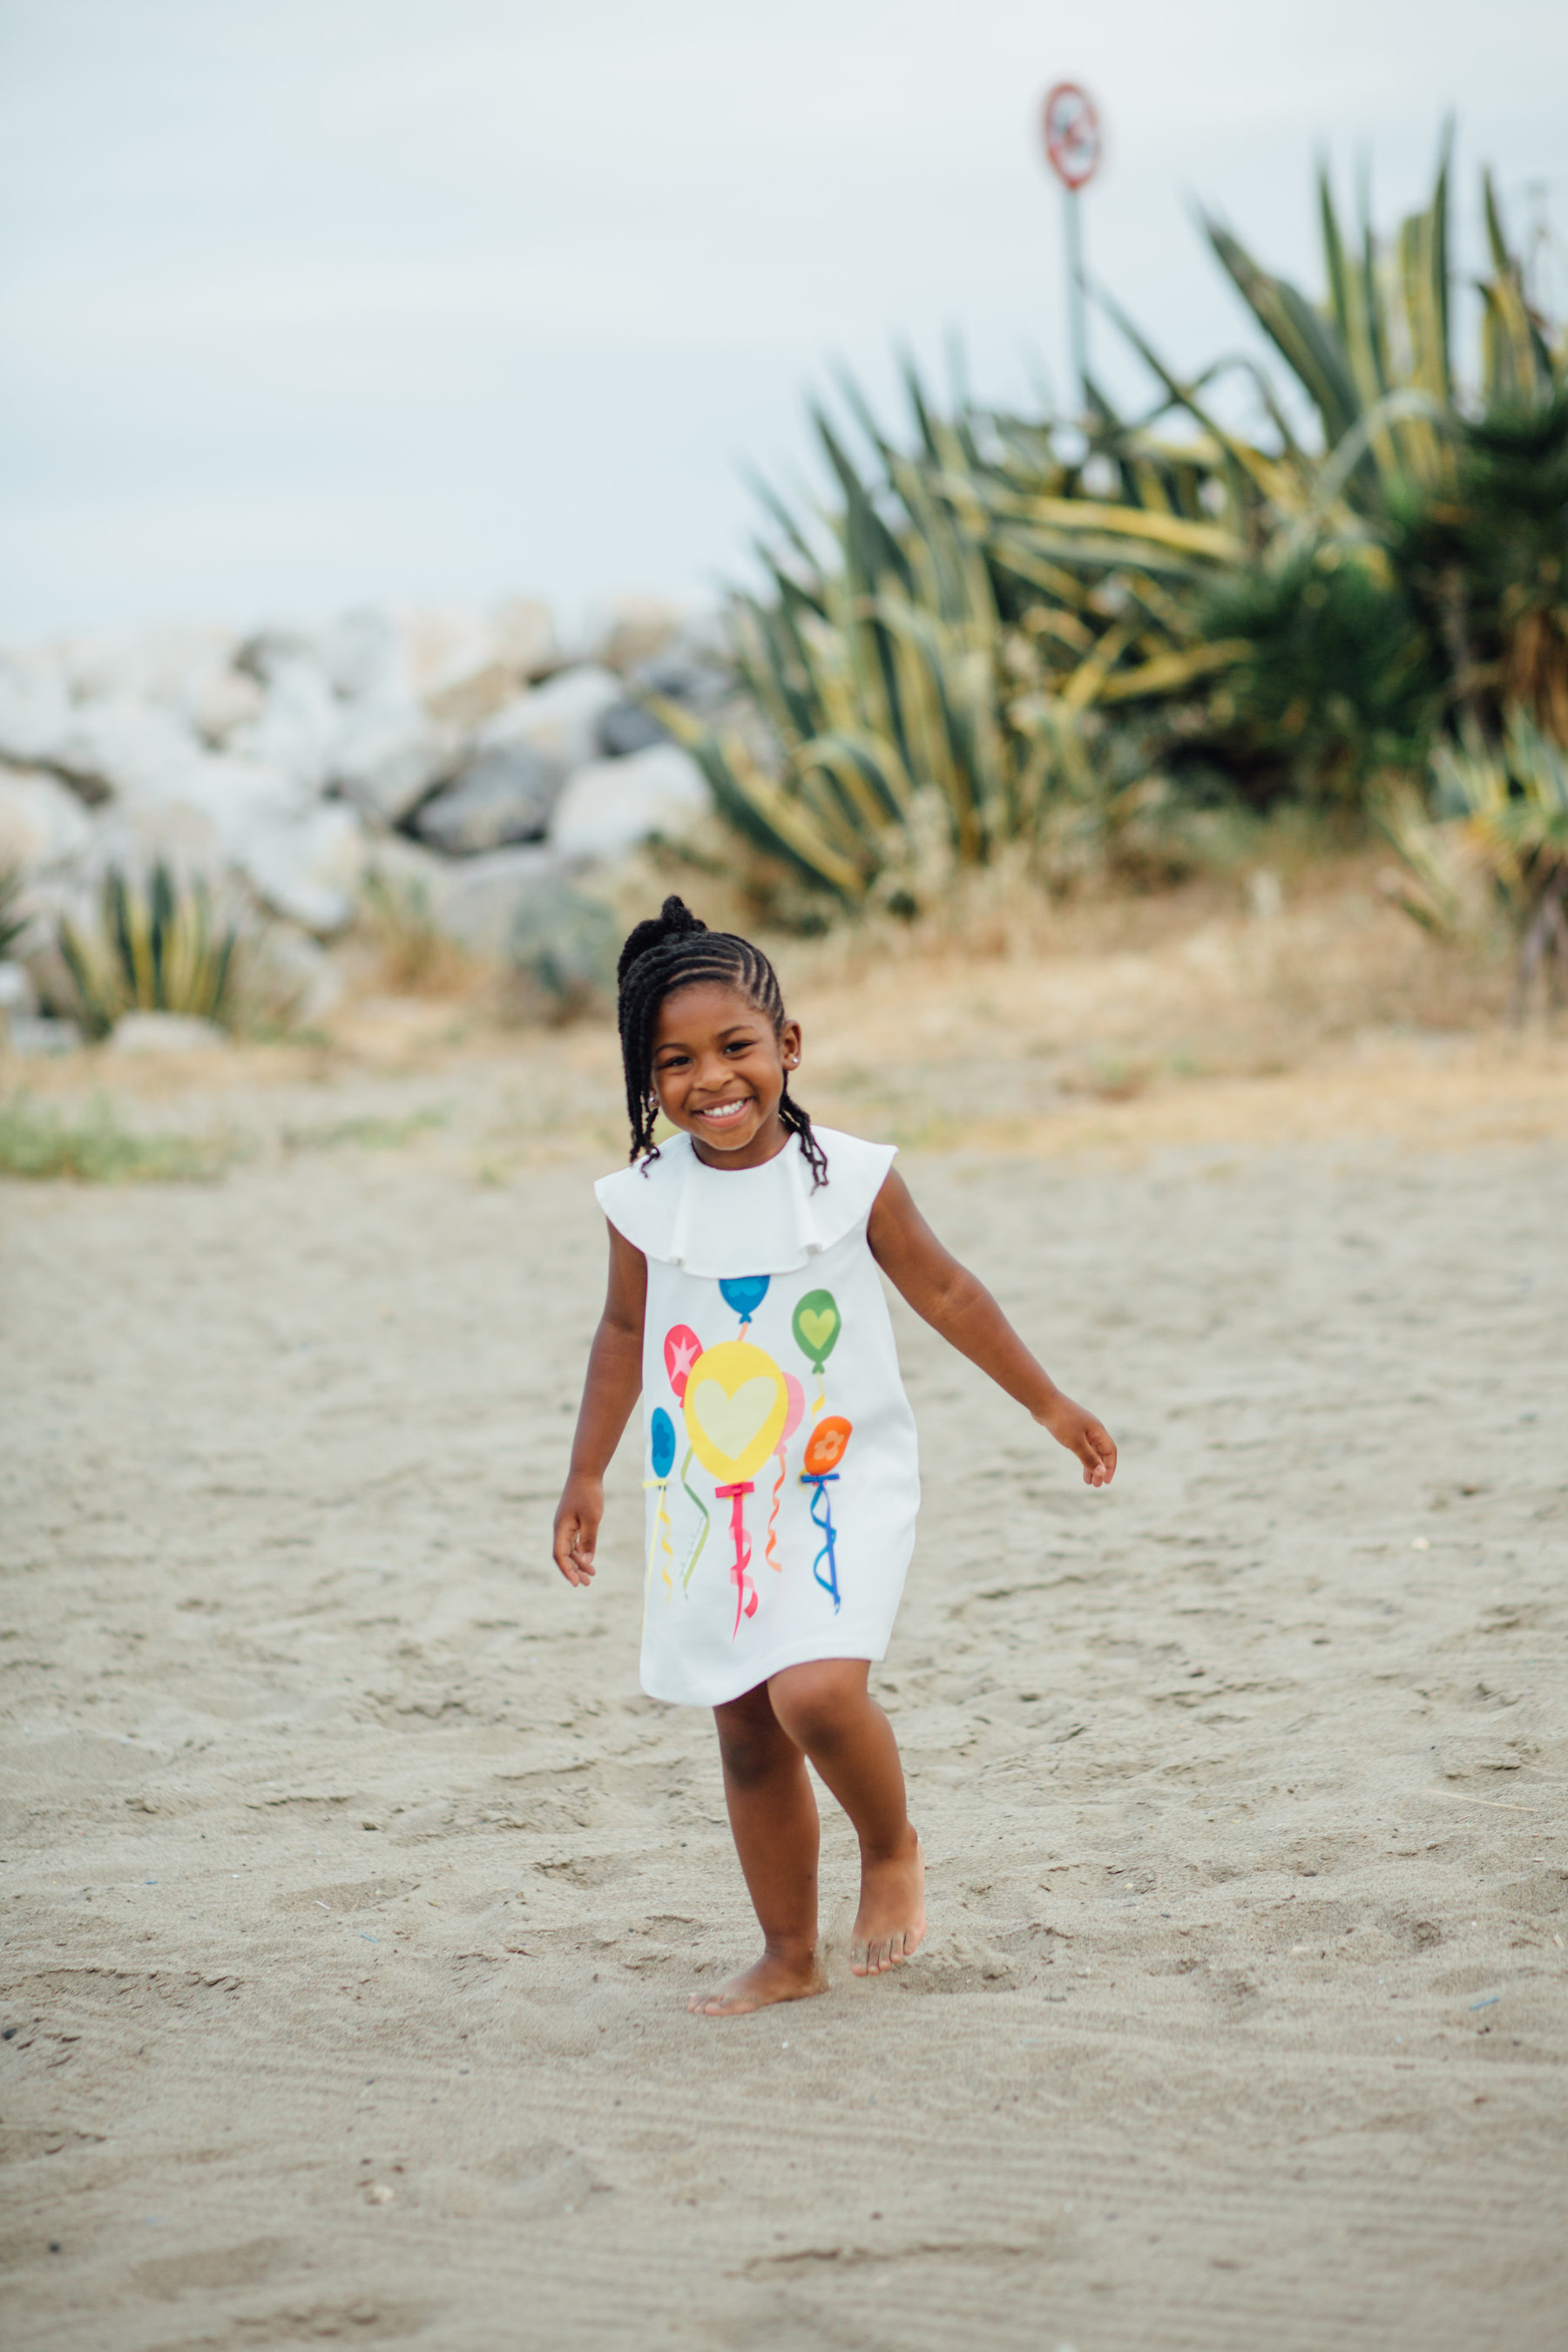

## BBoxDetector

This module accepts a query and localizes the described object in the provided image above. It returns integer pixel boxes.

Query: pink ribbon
[714,1482,757,1637]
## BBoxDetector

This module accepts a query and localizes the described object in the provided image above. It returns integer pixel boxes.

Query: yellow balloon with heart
[681,1340,790,1484]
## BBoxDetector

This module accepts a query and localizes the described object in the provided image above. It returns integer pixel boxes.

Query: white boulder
[230,654,342,794]
[548,743,712,863]
[237,802,367,936]
[431,843,562,956]
[0,655,76,774]
[490,597,558,680]
[411,740,556,855]
[331,694,457,829]
[56,625,240,717]
[0,961,37,1017]
[0,767,94,875]
[476,665,622,782]
[108,1011,229,1054]
[583,595,690,675]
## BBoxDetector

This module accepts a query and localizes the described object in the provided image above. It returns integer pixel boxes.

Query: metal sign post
[1041,82,1102,414]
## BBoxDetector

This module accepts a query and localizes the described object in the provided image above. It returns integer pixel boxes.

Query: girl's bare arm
[552,1224,648,1584]
[867,1169,1116,1487]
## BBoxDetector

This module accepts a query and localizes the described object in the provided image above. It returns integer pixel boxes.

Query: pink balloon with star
[663,1324,703,1402]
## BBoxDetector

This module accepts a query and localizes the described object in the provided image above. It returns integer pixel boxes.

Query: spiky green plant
[0,863,29,960]
[57,861,245,1037]
[1382,706,1568,1013]
[0,1093,220,1182]
[672,130,1565,909]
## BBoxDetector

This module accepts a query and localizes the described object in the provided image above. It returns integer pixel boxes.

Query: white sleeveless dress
[594,1126,920,1707]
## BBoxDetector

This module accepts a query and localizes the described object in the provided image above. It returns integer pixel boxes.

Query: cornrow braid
[615,895,828,1188]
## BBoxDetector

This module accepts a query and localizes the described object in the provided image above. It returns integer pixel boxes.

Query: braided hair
[616,896,828,1187]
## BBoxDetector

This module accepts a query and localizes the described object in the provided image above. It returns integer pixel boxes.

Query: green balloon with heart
[792,1289,842,1378]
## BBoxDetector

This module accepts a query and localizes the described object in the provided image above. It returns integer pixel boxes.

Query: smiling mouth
[695,1098,752,1125]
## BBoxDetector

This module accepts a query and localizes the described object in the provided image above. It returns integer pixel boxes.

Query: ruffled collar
[593,1126,896,1279]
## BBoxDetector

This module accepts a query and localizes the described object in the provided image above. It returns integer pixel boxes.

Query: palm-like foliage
[1382,707,1568,1011]
[670,132,1566,907]
[57,862,245,1037]
[0,863,29,961]
[659,382,1251,902]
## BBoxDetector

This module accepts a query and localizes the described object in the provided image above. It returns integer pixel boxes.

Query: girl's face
[650,982,802,1168]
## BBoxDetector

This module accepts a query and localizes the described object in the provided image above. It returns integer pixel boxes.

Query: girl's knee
[714,1695,790,1788]
[767,1660,867,1754]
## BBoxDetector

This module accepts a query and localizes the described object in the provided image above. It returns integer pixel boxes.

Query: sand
[3,907,1567,2349]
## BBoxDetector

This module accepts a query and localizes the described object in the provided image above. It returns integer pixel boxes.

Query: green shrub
[56,862,245,1037]
[0,1093,220,1183]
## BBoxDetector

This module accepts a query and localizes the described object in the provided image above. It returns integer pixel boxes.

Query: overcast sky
[1,0,1563,640]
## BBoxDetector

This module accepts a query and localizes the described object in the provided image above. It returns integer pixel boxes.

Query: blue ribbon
[800,1471,841,1612]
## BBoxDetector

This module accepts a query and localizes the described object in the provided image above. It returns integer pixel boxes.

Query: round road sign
[1042,83,1101,191]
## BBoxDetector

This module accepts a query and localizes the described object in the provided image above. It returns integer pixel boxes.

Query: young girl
[552,897,1115,2017]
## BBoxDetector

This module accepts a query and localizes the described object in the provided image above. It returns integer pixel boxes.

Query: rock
[433,844,562,957]
[583,596,689,674]
[55,625,240,716]
[627,624,733,717]
[597,698,670,758]
[3,1014,82,1057]
[548,743,712,862]
[474,665,622,785]
[0,656,77,774]
[107,1011,229,1054]
[315,608,403,700]
[411,740,557,855]
[421,655,523,733]
[332,694,457,829]
[360,835,451,904]
[237,804,366,936]
[0,767,94,875]
[230,655,342,794]
[0,961,37,1017]
[490,597,558,680]
[509,884,619,1014]
[190,666,265,747]
[37,699,220,809]
[595,623,733,755]
[246,925,344,1025]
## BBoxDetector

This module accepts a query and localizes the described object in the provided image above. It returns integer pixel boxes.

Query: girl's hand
[553,1474,605,1585]
[1036,1394,1117,1488]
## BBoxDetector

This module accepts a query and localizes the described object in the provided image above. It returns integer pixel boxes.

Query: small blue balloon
[720,1274,770,1324]
[650,1407,676,1481]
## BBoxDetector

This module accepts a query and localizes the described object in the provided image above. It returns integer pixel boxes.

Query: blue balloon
[650,1407,676,1481]
[720,1274,770,1324]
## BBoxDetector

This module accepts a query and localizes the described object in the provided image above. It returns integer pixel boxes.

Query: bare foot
[688,1949,829,2017]
[851,1831,925,1976]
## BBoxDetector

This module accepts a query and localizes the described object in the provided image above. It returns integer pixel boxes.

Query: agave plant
[1382,706,1568,1014]
[657,367,1252,903]
[0,862,30,961]
[670,128,1565,909]
[57,861,246,1037]
[1176,140,1567,749]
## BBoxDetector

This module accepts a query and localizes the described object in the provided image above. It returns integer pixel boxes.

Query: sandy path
[3,1093,1566,2349]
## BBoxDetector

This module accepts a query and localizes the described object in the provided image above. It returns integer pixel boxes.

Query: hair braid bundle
[615,895,828,1186]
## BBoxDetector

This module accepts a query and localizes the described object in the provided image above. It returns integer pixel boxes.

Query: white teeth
[701,1100,747,1120]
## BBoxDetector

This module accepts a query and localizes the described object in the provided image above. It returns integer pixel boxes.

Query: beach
[3,906,1566,2349]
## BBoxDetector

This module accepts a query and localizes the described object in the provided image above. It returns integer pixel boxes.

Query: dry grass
[8,850,1563,1177]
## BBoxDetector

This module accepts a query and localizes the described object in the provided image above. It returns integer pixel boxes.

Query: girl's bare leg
[767,1659,925,1977]
[690,1680,829,2016]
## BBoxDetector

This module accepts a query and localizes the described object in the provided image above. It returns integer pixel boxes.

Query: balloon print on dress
[764,1374,806,1573]
[791,1288,841,1415]
[800,1414,853,1612]
[650,1407,677,1480]
[663,1324,703,1402]
[682,1338,790,1637]
[643,1406,677,1596]
[719,1274,769,1332]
